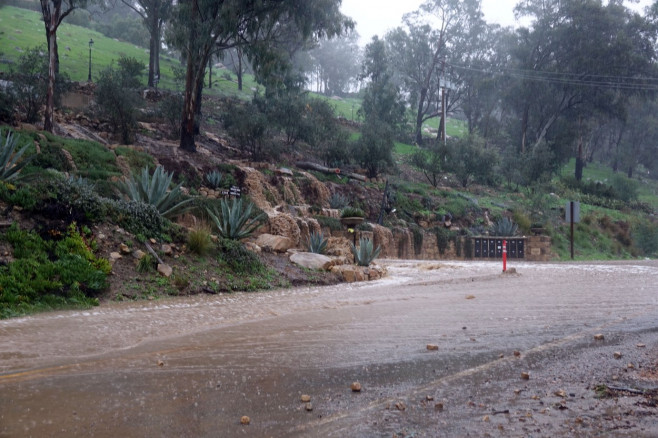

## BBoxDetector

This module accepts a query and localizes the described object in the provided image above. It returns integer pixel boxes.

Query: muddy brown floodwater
[1,260,657,437]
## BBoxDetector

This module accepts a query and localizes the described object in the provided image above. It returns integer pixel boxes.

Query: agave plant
[490,217,519,237]
[307,230,328,254]
[0,128,32,182]
[205,170,223,189]
[341,206,365,218]
[119,165,192,218]
[350,237,381,267]
[329,193,350,209]
[206,198,265,240]
[68,175,95,189]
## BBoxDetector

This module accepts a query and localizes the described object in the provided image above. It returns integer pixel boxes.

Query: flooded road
[1,260,657,437]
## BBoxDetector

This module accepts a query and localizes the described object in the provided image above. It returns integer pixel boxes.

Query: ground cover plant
[0,223,107,318]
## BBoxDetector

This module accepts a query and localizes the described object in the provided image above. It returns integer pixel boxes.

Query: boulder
[157,263,173,278]
[290,252,333,271]
[330,265,366,282]
[161,244,173,256]
[364,264,387,280]
[244,242,261,253]
[255,233,295,253]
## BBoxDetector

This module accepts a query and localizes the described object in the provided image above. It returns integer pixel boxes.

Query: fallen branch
[144,241,164,265]
[296,161,366,182]
[607,386,650,395]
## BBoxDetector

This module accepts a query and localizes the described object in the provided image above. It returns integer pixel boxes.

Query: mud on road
[1,260,657,437]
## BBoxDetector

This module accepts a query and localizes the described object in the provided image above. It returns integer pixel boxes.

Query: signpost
[566,201,580,259]
[502,240,507,272]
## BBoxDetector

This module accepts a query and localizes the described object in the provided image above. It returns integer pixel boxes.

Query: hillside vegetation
[0,4,657,319]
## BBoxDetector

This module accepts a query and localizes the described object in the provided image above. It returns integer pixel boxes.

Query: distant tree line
[3,0,658,185]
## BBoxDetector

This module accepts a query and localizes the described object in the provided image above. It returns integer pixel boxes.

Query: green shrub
[42,175,106,223]
[158,92,184,140]
[221,101,269,160]
[610,174,639,202]
[136,254,156,273]
[119,165,193,219]
[446,134,499,188]
[0,182,39,210]
[187,226,213,256]
[217,238,265,274]
[357,222,373,231]
[512,209,532,235]
[107,199,165,237]
[435,227,453,255]
[0,224,107,318]
[95,57,144,144]
[0,86,16,124]
[314,215,342,231]
[114,146,155,174]
[307,231,328,254]
[350,237,381,266]
[8,46,47,123]
[633,220,658,257]
[207,198,265,240]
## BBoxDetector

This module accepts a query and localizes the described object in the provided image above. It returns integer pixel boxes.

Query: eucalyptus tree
[39,0,88,133]
[616,97,658,178]
[508,0,657,179]
[168,0,352,153]
[308,31,361,96]
[354,37,406,178]
[386,0,485,145]
[455,24,512,145]
[120,0,173,87]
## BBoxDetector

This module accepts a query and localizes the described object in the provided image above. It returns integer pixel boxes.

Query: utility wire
[447,62,658,91]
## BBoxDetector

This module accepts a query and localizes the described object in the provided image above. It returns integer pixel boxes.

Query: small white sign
[566,201,580,223]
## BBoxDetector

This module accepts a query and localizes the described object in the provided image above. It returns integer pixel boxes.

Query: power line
[447,62,658,91]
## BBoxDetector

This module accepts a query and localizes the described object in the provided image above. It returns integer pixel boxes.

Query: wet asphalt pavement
[1,260,657,437]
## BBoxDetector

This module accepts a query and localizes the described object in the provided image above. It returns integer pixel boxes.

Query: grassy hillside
[0,5,467,138]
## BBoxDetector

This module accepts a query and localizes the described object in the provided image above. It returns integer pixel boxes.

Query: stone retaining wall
[325,226,554,262]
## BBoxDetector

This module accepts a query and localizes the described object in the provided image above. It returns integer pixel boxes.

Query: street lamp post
[88,39,94,82]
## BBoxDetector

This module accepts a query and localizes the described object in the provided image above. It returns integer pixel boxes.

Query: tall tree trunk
[46,32,60,75]
[147,10,158,87]
[208,56,212,88]
[155,26,161,81]
[414,87,427,145]
[194,68,204,134]
[575,154,584,181]
[42,1,60,133]
[237,50,243,91]
[575,119,584,181]
[148,35,156,87]
[44,26,56,132]
[180,51,199,152]
[520,105,529,154]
